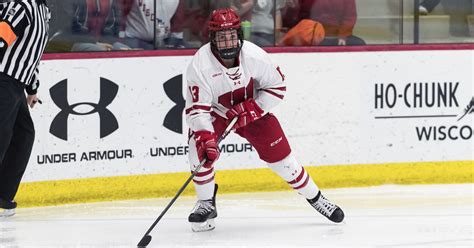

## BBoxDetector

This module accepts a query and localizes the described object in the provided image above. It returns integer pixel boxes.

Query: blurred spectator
[44,0,77,52]
[251,0,284,47]
[282,0,365,46]
[119,0,187,49]
[231,0,255,41]
[185,0,252,44]
[182,0,213,45]
[419,0,441,15]
[231,0,255,21]
[441,0,473,37]
[70,0,130,51]
[417,0,472,37]
[470,1,474,36]
[46,0,129,52]
[278,19,325,46]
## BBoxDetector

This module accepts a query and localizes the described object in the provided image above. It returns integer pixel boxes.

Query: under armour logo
[163,74,185,134]
[249,110,257,118]
[49,78,119,140]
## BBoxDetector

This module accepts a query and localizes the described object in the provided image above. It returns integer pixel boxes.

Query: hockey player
[185,8,344,232]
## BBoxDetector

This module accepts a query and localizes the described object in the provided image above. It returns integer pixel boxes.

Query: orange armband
[0,21,17,46]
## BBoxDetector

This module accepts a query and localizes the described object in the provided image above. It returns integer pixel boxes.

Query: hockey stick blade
[136,117,238,247]
[137,235,152,247]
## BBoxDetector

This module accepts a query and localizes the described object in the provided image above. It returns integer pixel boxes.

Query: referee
[0,0,49,217]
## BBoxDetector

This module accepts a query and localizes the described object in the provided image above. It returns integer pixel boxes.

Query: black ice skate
[307,191,344,223]
[0,198,17,218]
[188,184,218,232]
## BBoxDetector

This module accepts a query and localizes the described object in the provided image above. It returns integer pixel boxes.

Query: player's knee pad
[267,154,309,190]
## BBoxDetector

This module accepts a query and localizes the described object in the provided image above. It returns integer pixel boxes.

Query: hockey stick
[137,117,238,248]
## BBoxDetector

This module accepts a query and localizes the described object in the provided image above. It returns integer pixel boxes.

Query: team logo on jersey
[226,68,241,80]
[49,78,119,140]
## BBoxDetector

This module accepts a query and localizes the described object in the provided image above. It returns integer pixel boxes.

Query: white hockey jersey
[185,41,286,132]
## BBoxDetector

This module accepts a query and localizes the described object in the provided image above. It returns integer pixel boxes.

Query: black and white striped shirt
[0,0,49,94]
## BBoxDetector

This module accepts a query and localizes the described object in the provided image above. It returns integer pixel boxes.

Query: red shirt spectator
[282,0,365,45]
[72,0,121,38]
[284,0,355,38]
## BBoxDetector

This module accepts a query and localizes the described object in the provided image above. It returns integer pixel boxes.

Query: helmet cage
[210,28,243,60]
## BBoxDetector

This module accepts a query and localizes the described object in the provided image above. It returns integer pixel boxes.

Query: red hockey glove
[194,131,220,168]
[225,98,264,129]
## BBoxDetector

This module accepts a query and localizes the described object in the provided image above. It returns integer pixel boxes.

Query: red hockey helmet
[208,8,243,60]
[208,8,241,31]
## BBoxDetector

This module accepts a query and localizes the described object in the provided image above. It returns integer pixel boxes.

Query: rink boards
[17,49,473,207]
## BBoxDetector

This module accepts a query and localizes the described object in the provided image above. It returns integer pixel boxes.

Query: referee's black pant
[0,73,35,202]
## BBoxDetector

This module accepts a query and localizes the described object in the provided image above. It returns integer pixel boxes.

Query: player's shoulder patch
[7,8,16,16]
